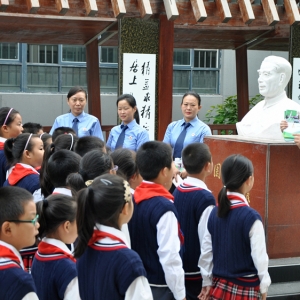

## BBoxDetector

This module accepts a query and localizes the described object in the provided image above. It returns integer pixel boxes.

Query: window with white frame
[173,49,220,94]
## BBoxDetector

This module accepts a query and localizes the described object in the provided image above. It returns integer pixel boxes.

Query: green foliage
[204,94,263,125]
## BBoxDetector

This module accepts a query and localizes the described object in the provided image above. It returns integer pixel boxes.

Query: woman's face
[181,95,201,122]
[117,100,136,125]
[67,91,87,116]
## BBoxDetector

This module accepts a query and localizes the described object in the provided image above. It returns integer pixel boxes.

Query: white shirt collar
[52,188,72,196]
[0,137,6,143]
[227,191,250,206]
[183,176,211,192]
[0,240,24,269]
[94,224,130,248]
[42,237,73,254]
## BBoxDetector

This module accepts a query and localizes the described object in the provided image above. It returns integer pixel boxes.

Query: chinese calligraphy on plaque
[123,53,156,140]
[292,58,300,105]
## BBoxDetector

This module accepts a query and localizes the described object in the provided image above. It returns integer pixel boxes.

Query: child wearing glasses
[31,194,80,300]
[0,186,39,300]
[75,174,153,300]
[0,107,23,186]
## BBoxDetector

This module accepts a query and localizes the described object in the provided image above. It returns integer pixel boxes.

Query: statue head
[257,56,292,98]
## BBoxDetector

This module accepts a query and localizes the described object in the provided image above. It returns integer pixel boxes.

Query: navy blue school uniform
[31,238,80,300]
[0,240,38,300]
[76,225,151,300]
[0,138,8,186]
[173,177,216,300]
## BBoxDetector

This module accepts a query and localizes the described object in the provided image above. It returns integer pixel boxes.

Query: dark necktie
[173,122,191,159]
[72,118,79,135]
[115,125,128,149]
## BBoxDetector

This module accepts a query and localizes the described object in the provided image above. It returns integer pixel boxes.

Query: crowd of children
[0,104,271,300]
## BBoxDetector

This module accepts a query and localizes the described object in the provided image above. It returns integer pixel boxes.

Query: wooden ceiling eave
[0,0,296,51]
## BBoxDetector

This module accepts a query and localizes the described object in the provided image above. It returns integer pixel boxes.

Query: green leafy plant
[204,94,263,125]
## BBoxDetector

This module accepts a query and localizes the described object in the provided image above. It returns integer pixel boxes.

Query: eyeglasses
[111,165,118,172]
[7,214,39,226]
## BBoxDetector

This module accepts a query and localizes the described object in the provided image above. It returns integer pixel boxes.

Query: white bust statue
[236,56,300,140]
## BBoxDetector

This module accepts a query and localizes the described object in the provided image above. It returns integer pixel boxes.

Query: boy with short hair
[0,186,39,300]
[129,141,186,300]
[173,143,216,300]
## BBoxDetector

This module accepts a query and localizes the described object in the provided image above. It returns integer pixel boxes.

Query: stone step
[269,257,300,283]
[267,282,300,299]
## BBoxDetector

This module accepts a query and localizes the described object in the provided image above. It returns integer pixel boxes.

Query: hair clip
[68,133,74,150]
[23,133,33,152]
[3,108,13,126]
[100,179,112,186]
[85,180,93,187]
[123,180,131,203]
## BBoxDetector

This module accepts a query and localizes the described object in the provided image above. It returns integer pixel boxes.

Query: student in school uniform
[75,174,153,300]
[0,186,39,300]
[173,143,216,300]
[198,154,271,300]
[31,194,80,300]
[129,141,186,300]
[106,94,149,152]
[50,86,104,140]
[0,107,23,186]
[3,133,44,202]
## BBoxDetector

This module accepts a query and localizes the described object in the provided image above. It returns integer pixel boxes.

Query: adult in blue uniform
[106,94,149,152]
[50,86,104,140]
[163,91,211,160]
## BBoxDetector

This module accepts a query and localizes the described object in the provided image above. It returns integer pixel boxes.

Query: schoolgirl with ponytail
[0,107,23,186]
[75,174,153,300]
[199,154,271,300]
[31,194,80,300]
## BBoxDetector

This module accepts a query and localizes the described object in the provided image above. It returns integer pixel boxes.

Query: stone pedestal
[204,135,300,259]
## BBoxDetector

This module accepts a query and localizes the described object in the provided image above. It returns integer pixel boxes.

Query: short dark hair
[111,148,138,181]
[117,94,140,124]
[74,136,105,157]
[0,186,33,227]
[47,150,81,187]
[22,122,43,134]
[181,91,201,106]
[36,194,77,239]
[67,86,87,100]
[182,143,211,174]
[0,107,20,127]
[52,127,76,142]
[136,141,172,181]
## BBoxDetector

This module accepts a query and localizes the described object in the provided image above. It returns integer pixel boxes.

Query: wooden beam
[55,0,69,15]
[235,45,249,121]
[26,0,39,13]
[190,0,207,22]
[84,0,98,16]
[238,0,255,24]
[111,0,126,18]
[261,0,280,25]
[0,0,8,12]
[158,15,174,140]
[86,39,102,124]
[215,0,232,23]
[137,0,152,19]
[284,0,300,25]
[162,0,179,21]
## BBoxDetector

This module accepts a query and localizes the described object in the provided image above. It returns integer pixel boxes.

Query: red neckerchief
[8,164,39,185]
[88,229,126,246]
[134,182,184,246]
[0,244,22,268]
[134,181,174,204]
[0,142,4,151]
[227,194,249,209]
[36,241,76,263]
